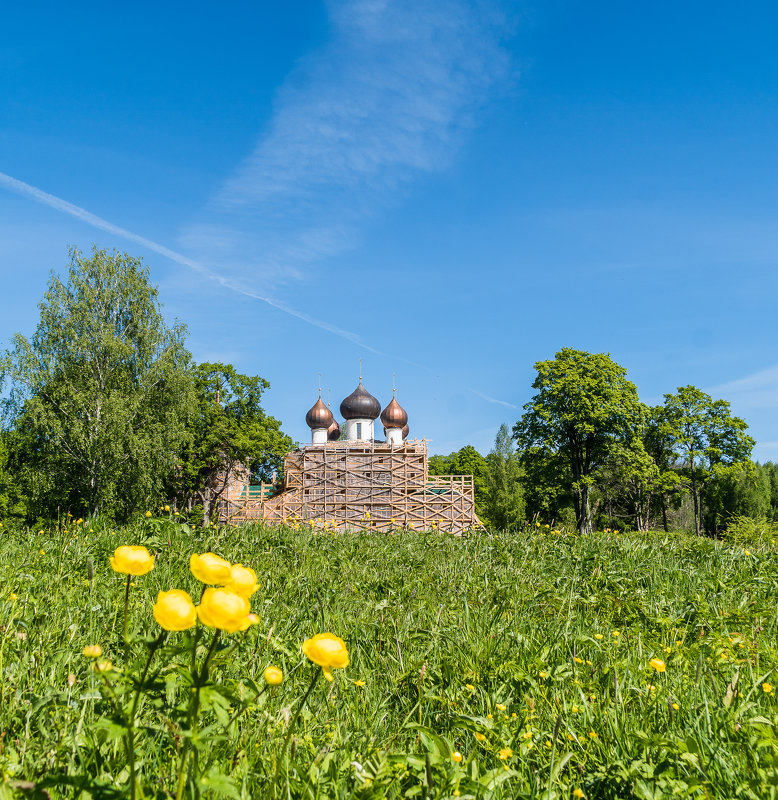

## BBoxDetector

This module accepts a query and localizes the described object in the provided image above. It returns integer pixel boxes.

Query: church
[218,379,482,533]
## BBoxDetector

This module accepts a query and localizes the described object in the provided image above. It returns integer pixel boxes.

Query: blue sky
[2,1,777,459]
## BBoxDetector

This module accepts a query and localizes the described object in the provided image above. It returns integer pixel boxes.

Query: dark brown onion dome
[327,419,341,441]
[305,396,333,429]
[339,382,381,420]
[402,423,409,440]
[380,396,408,428]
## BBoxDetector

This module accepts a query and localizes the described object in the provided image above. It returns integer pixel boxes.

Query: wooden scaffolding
[219,440,482,533]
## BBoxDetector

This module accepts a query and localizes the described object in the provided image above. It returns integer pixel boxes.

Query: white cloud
[708,365,778,409]
[181,0,510,282]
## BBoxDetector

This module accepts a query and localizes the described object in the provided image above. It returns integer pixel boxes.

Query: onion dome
[306,396,333,430]
[402,423,409,440]
[380,396,408,429]
[327,418,341,441]
[340,382,381,420]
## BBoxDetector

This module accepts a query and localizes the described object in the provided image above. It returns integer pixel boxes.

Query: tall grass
[0,519,776,798]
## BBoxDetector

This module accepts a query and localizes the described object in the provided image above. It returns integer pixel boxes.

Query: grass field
[0,519,777,799]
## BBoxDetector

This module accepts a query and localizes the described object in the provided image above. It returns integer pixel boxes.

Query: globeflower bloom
[83,644,103,658]
[224,563,259,598]
[197,588,251,633]
[264,666,283,685]
[190,553,232,585]
[109,545,155,576]
[153,589,197,631]
[301,633,349,681]
[649,658,666,673]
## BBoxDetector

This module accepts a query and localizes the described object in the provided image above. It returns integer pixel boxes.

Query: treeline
[0,247,292,525]
[435,349,767,535]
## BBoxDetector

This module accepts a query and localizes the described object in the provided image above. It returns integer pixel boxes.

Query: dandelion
[763,683,774,694]
[496,703,506,711]
[672,702,680,710]
[649,658,666,673]
[664,647,672,654]
[39,549,45,556]
[498,748,513,760]
[475,732,486,742]
[574,657,583,664]
[301,633,349,681]
[83,644,103,658]
[594,634,603,640]
[264,666,283,685]
[522,730,533,740]
[486,713,493,719]
[354,680,366,687]
[9,593,18,601]
[452,751,463,763]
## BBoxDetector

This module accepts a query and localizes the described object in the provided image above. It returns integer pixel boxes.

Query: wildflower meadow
[0,518,777,799]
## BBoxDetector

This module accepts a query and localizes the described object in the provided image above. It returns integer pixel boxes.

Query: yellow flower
[264,666,283,685]
[153,589,197,631]
[574,657,583,663]
[588,731,598,739]
[649,658,666,673]
[94,660,113,672]
[452,751,463,763]
[301,633,349,681]
[496,703,506,711]
[536,522,541,528]
[475,732,486,742]
[647,684,656,692]
[238,613,260,632]
[572,705,579,713]
[354,680,366,687]
[465,683,475,691]
[664,647,672,654]
[594,634,603,640]
[109,545,154,575]
[573,790,586,799]
[672,702,680,710]
[498,748,513,760]
[613,630,620,637]
[190,552,232,584]
[83,644,103,658]
[39,549,45,555]
[224,563,259,598]
[486,713,493,720]
[9,593,18,601]
[197,588,252,633]
[76,518,83,525]
[538,671,547,678]
[145,510,152,517]
[763,683,774,694]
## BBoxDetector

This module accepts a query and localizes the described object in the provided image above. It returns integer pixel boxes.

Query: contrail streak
[1,171,518,410]
[0,170,377,350]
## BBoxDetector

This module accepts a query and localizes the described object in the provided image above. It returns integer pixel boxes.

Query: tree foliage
[660,386,754,535]
[171,363,293,523]
[2,247,193,519]
[514,348,643,534]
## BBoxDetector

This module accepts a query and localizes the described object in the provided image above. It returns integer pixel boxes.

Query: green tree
[172,363,293,524]
[514,348,643,534]
[2,246,193,519]
[484,424,525,530]
[661,386,754,535]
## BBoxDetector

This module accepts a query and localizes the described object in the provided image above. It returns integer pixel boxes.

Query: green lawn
[0,520,776,799]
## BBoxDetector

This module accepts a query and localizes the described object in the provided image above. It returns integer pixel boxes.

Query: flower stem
[123,574,131,645]
[274,668,320,796]
[176,629,221,800]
